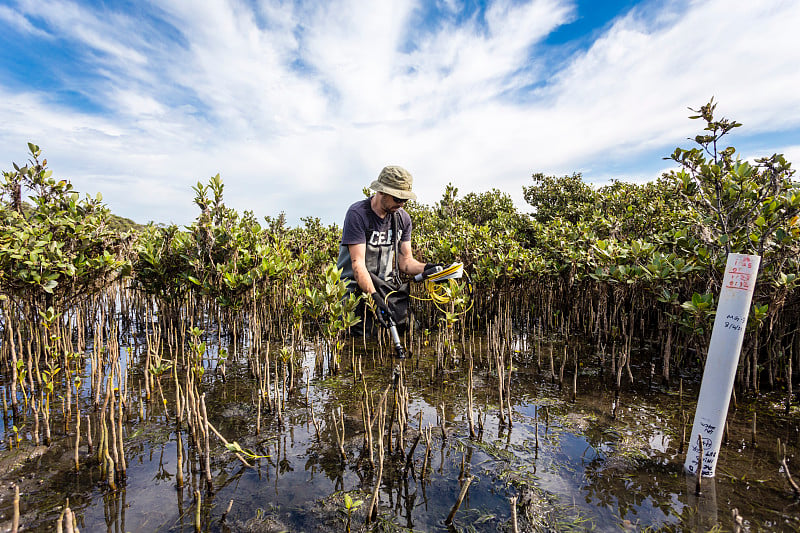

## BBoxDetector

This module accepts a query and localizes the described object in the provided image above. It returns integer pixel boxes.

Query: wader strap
[391,212,401,285]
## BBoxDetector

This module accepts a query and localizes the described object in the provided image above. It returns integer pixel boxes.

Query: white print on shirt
[369,229,403,246]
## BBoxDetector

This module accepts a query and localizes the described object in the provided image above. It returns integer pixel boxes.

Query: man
[337,165,435,333]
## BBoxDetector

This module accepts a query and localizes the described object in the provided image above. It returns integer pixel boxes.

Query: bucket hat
[369,165,417,201]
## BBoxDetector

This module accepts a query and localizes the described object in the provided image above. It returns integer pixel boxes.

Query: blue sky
[1,0,798,226]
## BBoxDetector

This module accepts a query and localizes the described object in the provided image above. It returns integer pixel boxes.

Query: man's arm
[349,243,377,294]
[397,240,426,277]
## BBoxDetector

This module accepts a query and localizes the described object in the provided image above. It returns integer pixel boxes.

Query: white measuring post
[684,253,760,477]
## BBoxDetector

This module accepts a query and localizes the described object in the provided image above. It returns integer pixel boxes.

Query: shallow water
[1,336,798,532]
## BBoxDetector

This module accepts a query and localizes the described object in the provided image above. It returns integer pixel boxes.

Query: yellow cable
[411,274,473,318]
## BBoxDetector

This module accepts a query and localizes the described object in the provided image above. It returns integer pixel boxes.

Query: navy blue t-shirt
[336,197,412,289]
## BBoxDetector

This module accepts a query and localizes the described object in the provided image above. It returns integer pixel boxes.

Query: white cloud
[780,146,800,169]
[545,0,800,153]
[19,0,149,65]
[111,90,167,117]
[1,0,799,226]
[0,5,50,37]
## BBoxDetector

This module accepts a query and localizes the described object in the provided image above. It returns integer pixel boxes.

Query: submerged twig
[205,418,254,468]
[445,474,475,525]
[779,441,800,497]
[510,495,519,533]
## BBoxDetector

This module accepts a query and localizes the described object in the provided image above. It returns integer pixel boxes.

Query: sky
[1,0,799,227]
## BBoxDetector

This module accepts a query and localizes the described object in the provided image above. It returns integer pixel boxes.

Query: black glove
[424,262,444,274]
[415,262,444,281]
[370,292,392,328]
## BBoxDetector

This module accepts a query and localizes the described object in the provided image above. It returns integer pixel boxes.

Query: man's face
[380,192,408,213]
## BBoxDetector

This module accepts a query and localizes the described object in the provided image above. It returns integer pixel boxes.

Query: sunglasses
[391,195,409,204]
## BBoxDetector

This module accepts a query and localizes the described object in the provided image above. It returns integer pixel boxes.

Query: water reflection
[3,334,799,532]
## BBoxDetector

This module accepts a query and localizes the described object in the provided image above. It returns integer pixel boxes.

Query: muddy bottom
[1,338,799,532]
